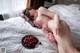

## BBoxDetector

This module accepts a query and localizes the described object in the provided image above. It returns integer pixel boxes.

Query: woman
[21,7,79,53]
[21,7,57,43]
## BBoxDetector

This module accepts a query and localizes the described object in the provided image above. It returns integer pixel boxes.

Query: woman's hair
[23,8,38,28]
[23,8,34,21]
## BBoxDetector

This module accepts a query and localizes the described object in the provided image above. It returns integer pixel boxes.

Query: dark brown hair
[23,8,38,28]
[23,8,34,21]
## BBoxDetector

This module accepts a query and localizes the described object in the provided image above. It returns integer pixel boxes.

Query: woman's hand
[47,14,79,53]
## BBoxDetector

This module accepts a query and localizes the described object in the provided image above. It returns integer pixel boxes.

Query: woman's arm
[37,7,57,19]
[48,15,79,53]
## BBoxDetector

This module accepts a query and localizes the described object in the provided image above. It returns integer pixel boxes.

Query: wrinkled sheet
[0,17,58,53]
[48,4,80,48]
[0,4,80,53]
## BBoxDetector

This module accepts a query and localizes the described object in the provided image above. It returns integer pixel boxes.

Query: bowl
[21,35,38,49]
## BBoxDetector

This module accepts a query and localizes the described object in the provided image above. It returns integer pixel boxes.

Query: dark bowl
[21,35,38,49]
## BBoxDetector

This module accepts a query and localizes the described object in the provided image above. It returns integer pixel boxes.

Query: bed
[0,4,80,53]
[48,4,80,48]
[0,17,58,53]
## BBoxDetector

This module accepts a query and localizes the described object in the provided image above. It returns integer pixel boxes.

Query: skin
[48,17,79,53]
[34,7,79,53]
[21,7,79,53]
[21,13,35,26]
[21,7,56,42]
[34,7,58,43]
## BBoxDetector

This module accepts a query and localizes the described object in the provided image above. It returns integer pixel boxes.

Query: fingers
[46,33,56,43]
[42,26,48,34]
[54,15,60,29]
[54,14,59,23]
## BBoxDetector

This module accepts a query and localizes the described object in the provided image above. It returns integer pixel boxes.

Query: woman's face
[22,9,38,28]
[29,9,36,16]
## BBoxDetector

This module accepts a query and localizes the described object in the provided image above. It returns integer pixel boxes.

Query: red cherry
[28,44,30,47]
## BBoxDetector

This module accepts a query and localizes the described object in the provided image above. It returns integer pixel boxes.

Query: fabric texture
[0,4,80,53]
[0,17,58,53]
[48,4,80,48]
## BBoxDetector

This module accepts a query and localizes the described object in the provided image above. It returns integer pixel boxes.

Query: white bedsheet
[0,4,80,53]
[48,4,80,47]
[0,17,58,53]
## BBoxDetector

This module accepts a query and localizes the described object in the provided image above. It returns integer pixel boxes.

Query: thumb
[54,14,60,28]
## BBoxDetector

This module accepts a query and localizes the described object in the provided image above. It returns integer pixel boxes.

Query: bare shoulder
[38,7,47,12]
